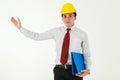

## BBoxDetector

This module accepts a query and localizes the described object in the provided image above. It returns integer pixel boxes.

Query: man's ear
[75,16,76,20]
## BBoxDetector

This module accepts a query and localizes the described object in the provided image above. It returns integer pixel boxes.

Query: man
[11,3,91,80]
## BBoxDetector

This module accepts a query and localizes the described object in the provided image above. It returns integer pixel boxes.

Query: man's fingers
[17,17,21,24]
[75,70,89,77]
[75,73,86,77]
[11,17,16,22]
[17,17,21,28]
[11,17,17,24]
[11,17,14,22]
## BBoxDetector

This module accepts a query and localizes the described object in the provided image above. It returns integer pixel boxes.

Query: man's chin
[66,25,73,27]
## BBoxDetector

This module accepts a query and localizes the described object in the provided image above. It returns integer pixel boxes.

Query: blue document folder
[71,52,86,75]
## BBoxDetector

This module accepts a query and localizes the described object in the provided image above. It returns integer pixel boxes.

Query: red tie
[60,28,71,65]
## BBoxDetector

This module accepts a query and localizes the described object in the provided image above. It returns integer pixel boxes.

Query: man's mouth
[66,22,70,24]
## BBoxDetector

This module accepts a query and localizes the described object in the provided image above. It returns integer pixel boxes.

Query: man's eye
[69,15,73,17]
[64,16,66,18]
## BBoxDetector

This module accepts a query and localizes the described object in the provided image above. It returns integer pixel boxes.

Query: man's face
[62,13,76,28]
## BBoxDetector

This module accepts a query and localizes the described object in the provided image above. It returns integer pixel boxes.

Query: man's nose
[66,17,71,20]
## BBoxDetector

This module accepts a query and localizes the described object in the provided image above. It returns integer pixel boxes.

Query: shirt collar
[63,25,76,31]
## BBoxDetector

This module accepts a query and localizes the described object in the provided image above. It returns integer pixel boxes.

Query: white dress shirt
[20,25,91,69]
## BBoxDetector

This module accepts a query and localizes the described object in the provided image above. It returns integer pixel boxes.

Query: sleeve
[81,33,92,69]
[20,27,56,40]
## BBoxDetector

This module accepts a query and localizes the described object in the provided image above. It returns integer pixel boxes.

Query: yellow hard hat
[61,3,76,14]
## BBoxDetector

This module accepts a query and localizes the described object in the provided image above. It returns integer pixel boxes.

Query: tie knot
[67,28,71,31]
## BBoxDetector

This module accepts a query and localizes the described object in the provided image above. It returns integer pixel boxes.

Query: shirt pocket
[70,38,82,50]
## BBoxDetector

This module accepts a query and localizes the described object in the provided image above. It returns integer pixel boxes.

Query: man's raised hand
[11,17,21,29]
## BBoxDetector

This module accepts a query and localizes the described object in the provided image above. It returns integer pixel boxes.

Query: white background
[0,0,120,80]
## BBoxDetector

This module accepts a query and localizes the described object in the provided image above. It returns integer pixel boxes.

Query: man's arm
[75,33,91,77]
[20,27,55,40]
[11,17,55,40]
[82,33,91,70]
